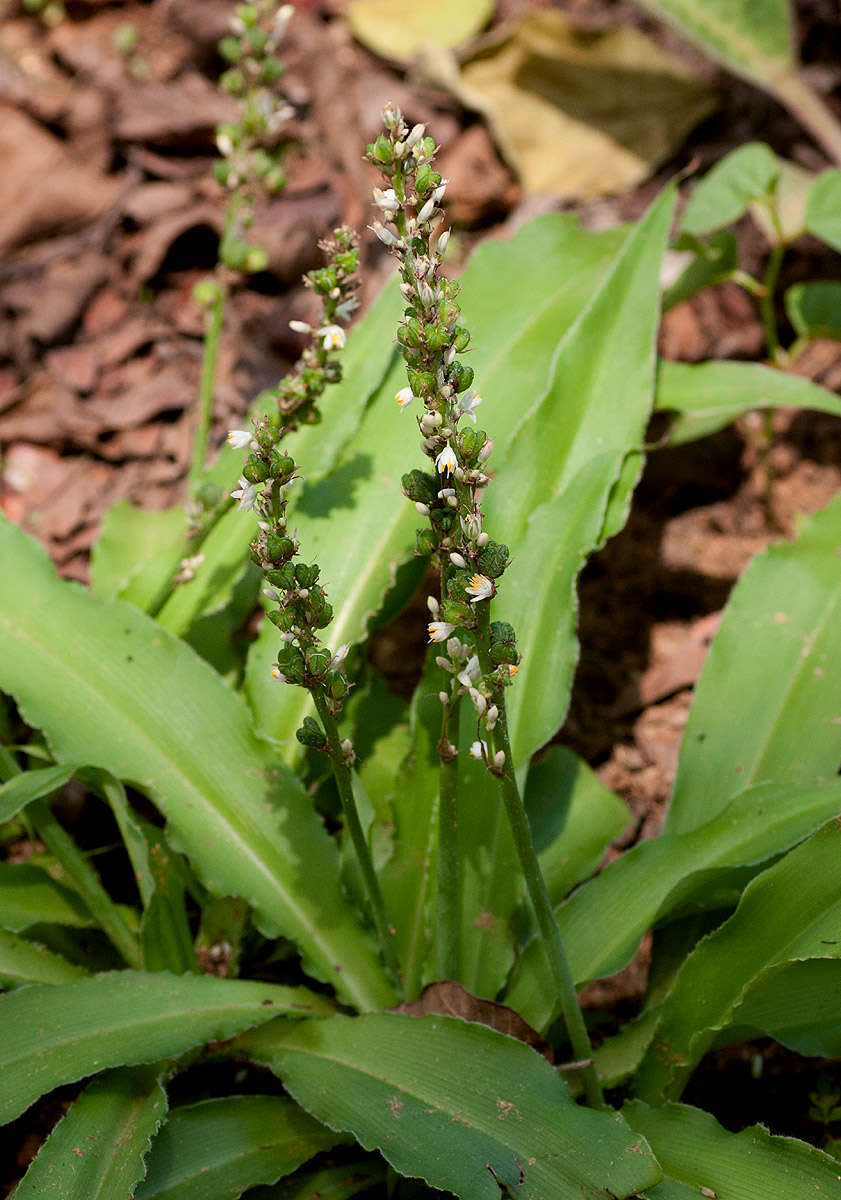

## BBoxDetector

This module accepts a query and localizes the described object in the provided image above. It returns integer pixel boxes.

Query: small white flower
[395,386,414,409]
[417,197,436,224]
[493,750,506,769]
[431,180,448,205]
[434,228,450,256]
[457,654,480,689]
[465,574,493,603]
[415,502,430,515]
[485,704,499,730]
[449,552,466,568]
[330,643,351,669]
[289,319,312,334]
[274,4,294,37]
[438,488,455,500]
[428,621,456,643]
[458,389,483,423]
[270,665,287,682]
[461,512,482,539]
[231,477,257,511]
[468,687,487,715]
[435,445,457,476]
[427,595,440,615]
[226,429,252,449]
[216,133,234,157]
[470,740,487,761]
[435,655,454,673]
[370,222,400,247]
[319,324,346,350]
[373,187,400,213]
[406,123,426,148]
[334,297,359,321]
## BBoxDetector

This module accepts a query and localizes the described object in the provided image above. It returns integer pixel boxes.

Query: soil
[3,0,841,1189]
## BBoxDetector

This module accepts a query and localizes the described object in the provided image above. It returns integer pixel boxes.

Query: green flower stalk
[228,227,400,990]
[189,0,294,501]
[366,104,603,1106]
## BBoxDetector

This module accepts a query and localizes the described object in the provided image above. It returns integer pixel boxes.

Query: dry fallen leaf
[347,0,494,64]
[420,10,717,201]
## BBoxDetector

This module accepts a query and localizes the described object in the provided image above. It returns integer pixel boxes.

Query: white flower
[465,574,493,603]
[373,187,400,213]
[289,319,312,334]
[431,180,448,205]
[270,665,287,682]
[370,222,400,247]
[226,429,252,449]
[334,297,359,321]
[457,654,480,688]
[435,445,457,476]
[417,196,437,224]
[458,389,482,423]
[449,552,466,568]
[319,324,346,350]
[468,687,487,715]
[216,132,234,157]
[469,740,487,760]
[406,123,426,148]
[274,4,294,37]
[330,643,351,669]
[231,477,257,511]
[395,387,414,409]
[434,228,450,256]
[428,621,456,643]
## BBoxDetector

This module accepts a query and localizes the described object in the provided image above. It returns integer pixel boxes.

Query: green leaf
[637,3,794,89]
[634,818,841,1102]
[0,928,87,987]
[239,1013,663,1199]
[805,168,841,253]
[245,214,629,749]
[247,1162,385,1200]
[785,280,841,341]
[487,188,675,765]
[654,358,841,446]
[0,971,333,1126]
[527,746,630,908]
[0,862,96,932]
[91,502,189,611]
[377,653,440,1000]
[155,279,403,641]
[725,957,841,1057]
[0,763,79,824]
[505,778,841,1031]
[15,1066,167,1199]
[666,488,841,835]
[0,517,395,1011]
[679,142,780,235]
[135,1096,343,1200]
[662,231,739,311]
[626,1101,841,1199]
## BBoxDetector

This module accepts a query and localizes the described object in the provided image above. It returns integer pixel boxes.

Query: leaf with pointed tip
[678,142,780,235]
[239,1013,662,1200]
[135,1095,344,1200]
[626,1101,841,1200]
[634,818,841,1102]
[0,517,395,1011]
[0,928,87,988]
[654,359,841,446]
[505,779,841,1031]
[666,488,841,836]
[0,971,333,1126]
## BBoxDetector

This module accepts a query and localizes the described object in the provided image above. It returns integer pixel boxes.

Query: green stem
[490,701,604,1109]
[189,272,227,496]
[436,697,461,981]
[759,243,785,365]
[311,687,403,993]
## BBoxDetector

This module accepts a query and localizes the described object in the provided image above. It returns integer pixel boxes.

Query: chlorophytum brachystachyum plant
[4,99,841,1200]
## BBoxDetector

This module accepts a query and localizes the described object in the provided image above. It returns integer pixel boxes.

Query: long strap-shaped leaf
[0,518,394,1011]
[634,817,841,1102]
[626,1101,841,1199]
[239,1013,662,1200]
[667,488,841,835]
[135,1095,344,1200]
[506,779,841,1031]
[15,1066,167,1199]
[0,970,333,1125]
